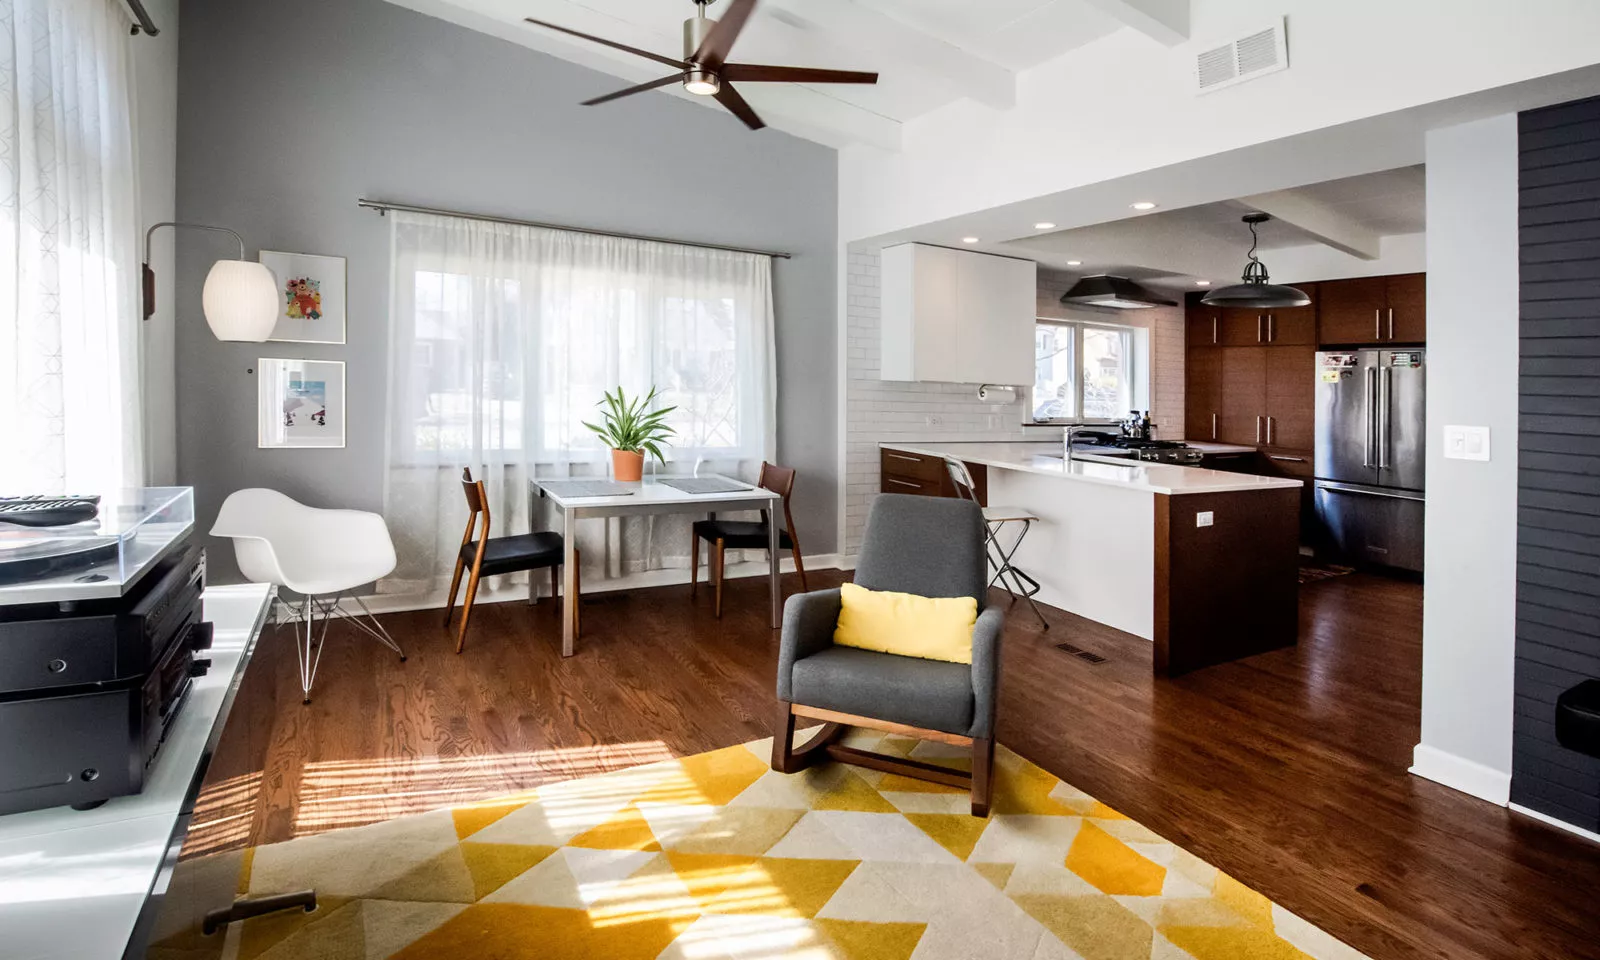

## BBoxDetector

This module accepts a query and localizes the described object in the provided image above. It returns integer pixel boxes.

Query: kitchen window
[1031,319,1149,423]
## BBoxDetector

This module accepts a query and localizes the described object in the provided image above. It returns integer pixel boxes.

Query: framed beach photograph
[260,250,347,344]
[258,358,346,449]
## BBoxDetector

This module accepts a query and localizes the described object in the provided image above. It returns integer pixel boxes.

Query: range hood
[1060,275,1177,310]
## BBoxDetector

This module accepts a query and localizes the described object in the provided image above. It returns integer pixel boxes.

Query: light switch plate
[1443,425,1491,461]
[1196,511,1214,528]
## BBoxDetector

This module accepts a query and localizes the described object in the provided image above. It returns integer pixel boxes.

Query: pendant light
[1200,213,1311,309]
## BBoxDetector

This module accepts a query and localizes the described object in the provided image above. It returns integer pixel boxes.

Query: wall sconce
[143,222,279,342]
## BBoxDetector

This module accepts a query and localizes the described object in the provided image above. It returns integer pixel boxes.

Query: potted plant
[583,386,676,482]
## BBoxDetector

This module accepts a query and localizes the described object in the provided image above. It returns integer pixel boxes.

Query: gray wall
[1512,94,1600,833]
[175,0,839,582]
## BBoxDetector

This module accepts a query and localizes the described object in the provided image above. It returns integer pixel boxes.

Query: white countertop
[880,441,1302,496]
[0,583,274,960]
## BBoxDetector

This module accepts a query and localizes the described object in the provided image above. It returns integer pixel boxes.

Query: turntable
[0,487,194,603]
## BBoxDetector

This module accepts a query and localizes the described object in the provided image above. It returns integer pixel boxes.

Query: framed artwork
[258,358,346,449]
[259,250,347,344]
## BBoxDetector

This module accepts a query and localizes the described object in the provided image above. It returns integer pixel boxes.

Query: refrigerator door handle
[1317,480,1425,503]
[1379,367,1392,468]
[1362,367,1375,467]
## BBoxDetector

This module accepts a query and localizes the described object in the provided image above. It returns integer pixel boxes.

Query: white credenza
[879,242,1036,386]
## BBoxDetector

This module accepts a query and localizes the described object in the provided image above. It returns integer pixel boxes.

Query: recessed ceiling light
[1195,280,1211,286]
[1130,201,1158,211]
[961,236,980,244]
[1034,222,1056,230]
[1066,260,1082,266]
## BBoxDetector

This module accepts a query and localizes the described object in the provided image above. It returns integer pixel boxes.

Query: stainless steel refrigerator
[1313,349,1425,572]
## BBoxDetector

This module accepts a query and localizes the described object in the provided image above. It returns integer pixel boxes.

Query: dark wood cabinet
[1218,347,1267,445]
[1264,345,1315,451]
[1386,273,1427,342]
[879,448,985,504]
[1186,347,1222,441]
[1318,275,1424,344]
[1219,309,1267,346]
[1263,284,1317,345]
[1187,305,1221,347]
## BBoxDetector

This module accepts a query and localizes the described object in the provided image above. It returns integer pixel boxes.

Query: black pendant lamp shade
[1200,213,1311,309]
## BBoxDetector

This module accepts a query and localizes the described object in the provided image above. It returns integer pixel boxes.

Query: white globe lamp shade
[201,259,279,342]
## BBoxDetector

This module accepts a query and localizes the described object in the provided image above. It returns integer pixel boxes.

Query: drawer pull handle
[46,658,67,674]
[887,454,921,462]
[1269,455,1306,463]
[886,478,921,489]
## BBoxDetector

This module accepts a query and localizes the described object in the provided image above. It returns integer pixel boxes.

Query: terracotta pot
[611,448,645,482]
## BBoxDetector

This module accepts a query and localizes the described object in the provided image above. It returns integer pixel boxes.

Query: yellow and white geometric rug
[151,731,1369,960]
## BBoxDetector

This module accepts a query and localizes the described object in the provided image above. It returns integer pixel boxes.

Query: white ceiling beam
[1236,191,1383,261]
[1078,0,1189,46]
[765,0,1015,110]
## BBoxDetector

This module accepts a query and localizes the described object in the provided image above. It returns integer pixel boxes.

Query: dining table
[529,473,785,656]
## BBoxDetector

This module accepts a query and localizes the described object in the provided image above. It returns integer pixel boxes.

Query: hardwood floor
[189,571,1600,960]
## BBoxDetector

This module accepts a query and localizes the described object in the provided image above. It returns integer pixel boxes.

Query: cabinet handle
[1255,416,1263,443]
[1268,314,1275,342]
[1266,416,1275,445]
[1388,307,1394,340]
[1269,455,1305,462]
[886,453,921,463]
[1211,413,1217,440]
[1374,308,1381,340]
[1212,316,1218,344]
[1257,315,1263,342]
[886,478,921,489]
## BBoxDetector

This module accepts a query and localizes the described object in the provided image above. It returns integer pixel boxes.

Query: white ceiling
[383,0,1168,149]
[997,164,1426,288]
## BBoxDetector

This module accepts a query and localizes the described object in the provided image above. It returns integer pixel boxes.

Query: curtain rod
[356,198,791,260]
[123,0,159,36]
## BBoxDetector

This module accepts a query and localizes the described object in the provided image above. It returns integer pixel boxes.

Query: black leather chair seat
[693,519,794,550]
[1556,679,1600,759]
[461,532,564,576]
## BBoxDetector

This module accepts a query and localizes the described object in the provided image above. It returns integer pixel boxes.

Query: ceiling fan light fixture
[683,71,721,95]
[1201,213,1311,309]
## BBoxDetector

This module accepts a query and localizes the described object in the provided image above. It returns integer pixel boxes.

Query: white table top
[532,473,781,511]
[0,582,273,960]
[880,441,1303,496]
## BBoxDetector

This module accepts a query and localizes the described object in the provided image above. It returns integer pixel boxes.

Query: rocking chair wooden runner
[771,494,1003,816]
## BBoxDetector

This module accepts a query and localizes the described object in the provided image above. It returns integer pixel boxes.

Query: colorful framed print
[258,358,346,449]
[259,250,347,344]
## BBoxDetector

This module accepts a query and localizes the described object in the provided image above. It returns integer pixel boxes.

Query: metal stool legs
[985,518,1048,629]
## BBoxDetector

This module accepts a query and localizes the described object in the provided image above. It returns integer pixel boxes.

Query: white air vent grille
[1194,18,1288,95]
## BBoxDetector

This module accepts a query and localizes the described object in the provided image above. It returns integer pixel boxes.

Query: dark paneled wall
[1513,95,1600,832]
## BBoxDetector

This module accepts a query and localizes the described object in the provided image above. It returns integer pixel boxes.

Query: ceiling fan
[524,0,879,131]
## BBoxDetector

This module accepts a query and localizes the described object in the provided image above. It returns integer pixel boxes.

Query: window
[1031,320,1149,422]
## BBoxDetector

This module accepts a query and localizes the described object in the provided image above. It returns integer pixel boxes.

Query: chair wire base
[275,593,406,703]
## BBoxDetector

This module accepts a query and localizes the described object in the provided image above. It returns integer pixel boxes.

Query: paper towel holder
[977,384,1018,402]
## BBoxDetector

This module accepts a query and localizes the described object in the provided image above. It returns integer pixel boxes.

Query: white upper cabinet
[879,243,1036,385]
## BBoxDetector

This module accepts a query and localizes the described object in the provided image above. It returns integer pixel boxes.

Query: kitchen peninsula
[879,441,1303,674]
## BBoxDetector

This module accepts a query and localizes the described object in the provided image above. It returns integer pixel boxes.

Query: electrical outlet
[1443,425,1491,461]
[1196,511,1214,528]
[926,415,943,427]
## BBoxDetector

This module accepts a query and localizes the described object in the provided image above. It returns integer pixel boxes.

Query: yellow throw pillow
[833,582,977,664]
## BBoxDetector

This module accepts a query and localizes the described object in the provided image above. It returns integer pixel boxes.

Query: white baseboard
[299,552,843,621]
[837,554,858,571]
[1409,743,1511,806]
[1508,803,1600,845]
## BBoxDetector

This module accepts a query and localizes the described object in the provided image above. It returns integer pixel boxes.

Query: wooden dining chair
[689,462,806,618]
[445,468,577,652]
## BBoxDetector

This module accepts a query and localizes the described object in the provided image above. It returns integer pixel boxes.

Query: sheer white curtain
[0,0,142,495]
[381,210,775,595]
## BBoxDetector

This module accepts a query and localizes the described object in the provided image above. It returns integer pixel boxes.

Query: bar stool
[944,458,1048,629]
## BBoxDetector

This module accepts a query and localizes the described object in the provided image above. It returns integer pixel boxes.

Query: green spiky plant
[582,386,677,462]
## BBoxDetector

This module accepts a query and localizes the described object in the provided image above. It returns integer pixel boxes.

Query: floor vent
[1055,642,1108,665]
[1194,18,1288,95]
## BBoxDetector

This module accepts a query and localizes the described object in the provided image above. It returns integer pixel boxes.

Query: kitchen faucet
[1062,425,1098,465]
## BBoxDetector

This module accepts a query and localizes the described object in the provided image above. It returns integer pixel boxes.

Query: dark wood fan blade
[583,74,684,106]
[714,82,765,130]
[722,64,879,85]
[692,0,756,71]
[523,17,687,71]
